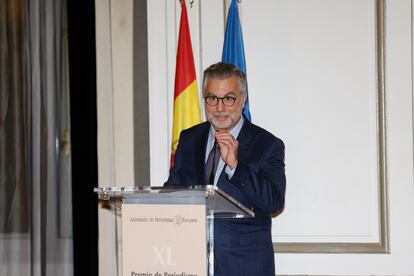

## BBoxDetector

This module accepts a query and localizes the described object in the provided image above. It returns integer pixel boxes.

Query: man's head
[202,62,247,131]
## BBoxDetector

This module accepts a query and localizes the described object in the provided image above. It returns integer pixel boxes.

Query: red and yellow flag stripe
[171,1,201,166]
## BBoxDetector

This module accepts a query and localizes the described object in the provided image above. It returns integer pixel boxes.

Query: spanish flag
[171,0,201,166]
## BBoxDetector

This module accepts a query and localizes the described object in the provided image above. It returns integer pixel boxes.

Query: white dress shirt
[205,116,245,186]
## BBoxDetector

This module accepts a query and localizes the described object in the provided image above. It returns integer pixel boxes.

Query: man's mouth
[214,115,228,122]
[214,112,230,118]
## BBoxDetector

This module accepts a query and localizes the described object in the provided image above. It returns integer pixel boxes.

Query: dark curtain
[66,0,98,276]
[0,0,29,235]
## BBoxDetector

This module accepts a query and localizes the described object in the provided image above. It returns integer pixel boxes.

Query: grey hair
[202,62,247,96]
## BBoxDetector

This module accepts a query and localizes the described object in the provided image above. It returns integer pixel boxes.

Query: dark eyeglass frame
[204,95,237,107]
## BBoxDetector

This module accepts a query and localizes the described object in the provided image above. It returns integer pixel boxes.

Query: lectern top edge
[94,185,255,219]
[94,185,216,200]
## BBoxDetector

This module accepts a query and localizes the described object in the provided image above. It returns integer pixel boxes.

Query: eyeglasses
[204,95,237,107]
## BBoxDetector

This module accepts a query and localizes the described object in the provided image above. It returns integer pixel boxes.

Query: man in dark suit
[166,62,286,275]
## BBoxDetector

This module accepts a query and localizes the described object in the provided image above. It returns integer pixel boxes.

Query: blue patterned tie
[205,141,220,185]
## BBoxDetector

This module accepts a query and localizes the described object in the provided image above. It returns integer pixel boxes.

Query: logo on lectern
[174,215,183,226]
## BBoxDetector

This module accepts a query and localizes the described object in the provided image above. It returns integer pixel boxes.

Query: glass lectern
[94,185,254,276]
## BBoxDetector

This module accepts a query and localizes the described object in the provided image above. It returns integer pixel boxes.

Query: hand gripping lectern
[94,185,254,276]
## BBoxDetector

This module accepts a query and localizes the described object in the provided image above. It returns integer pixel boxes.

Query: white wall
[97,0,414,275]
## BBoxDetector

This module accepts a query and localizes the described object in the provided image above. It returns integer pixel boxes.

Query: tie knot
[213,140,219,150]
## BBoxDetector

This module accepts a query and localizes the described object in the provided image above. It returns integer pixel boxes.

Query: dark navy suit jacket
[165,119,286,276]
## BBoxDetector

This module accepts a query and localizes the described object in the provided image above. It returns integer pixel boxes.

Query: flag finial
[179,0,195,8]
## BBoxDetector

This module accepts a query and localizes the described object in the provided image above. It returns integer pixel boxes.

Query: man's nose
[216,99,225,111]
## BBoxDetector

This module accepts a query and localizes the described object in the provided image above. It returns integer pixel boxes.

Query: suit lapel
[236,119,254,159]
[195,122,210,186]
[217,119,255,184]
[237,120,252,151]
